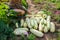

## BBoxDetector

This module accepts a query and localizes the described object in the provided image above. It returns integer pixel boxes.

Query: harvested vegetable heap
[14,11,55,37]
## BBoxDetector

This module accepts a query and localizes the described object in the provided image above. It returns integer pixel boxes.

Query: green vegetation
[0,0,9,2]
[0,20,14,40]
[0,2,9,23]
[54,14,60,23]
[22,0,28,8]
[28,33,36,40]
[55,29,60,40]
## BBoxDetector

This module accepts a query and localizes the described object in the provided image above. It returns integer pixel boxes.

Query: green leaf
[22,0,28,8]
[28,33,36,40]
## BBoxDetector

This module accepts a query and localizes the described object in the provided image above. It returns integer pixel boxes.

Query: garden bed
[0,0,60,40]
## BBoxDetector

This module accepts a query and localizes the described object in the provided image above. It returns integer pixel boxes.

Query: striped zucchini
[39,22,43,31]
[44,26,49,33]
[34,17,40,24]
[14,28,28,35]
[46,16,51,30]
[26,17,32,28]
[33,19,38,29]
[23,21,28,28]
[30,18,35,27]
[14,28,28,31]
[30,29,44,37]
[44,19,47,24]
[20,19,24,27]
[39,18,44,31]
[15,22,19,28]
[50,22,55,32]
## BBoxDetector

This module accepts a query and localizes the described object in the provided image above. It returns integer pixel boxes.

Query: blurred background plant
[55,29,60,40]
[22,0,28,9]
[53,10,60,23]
[0,20,14,40]
[0,0,9,2]
[0,2,17,40]
[41,10,52,15]
[0,2,9,24]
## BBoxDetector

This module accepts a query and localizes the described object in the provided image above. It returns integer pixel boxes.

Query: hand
[13,9,25,16]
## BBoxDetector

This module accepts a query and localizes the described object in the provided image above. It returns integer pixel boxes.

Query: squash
[30,29,44,37]
[50,22,55,32]
[14,30,28,35]
[44,26,49,33]
[26,17,32,28]
[20,19,24,27]
[23,21,28,28]
[14,28,28,35]
[39,22,43,31]
[33,19,38,29]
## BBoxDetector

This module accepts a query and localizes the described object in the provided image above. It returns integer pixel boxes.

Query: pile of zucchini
[14,11,55,37]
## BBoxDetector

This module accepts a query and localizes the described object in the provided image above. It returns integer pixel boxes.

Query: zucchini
[30,29,44,37]
[26,17,32,28]
[34,17,40,24]
[39,22,43,31]
[14,28,28,31]
[44,26,49,33]
[20,19,24,27]
[50,22,55,32]
[33,19,38,29]
[15,22,19,28]
[23,21,28,28]
[14,29,28,35]
[30,18,35,27]
[46,16,51,30]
